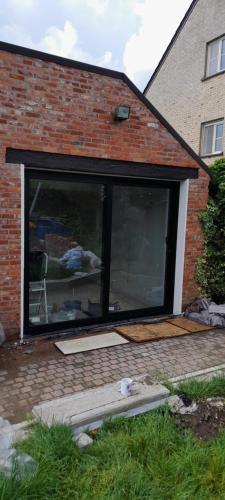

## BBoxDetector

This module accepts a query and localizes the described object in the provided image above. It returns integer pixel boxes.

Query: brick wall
[183,169,209,306]
[146,0,225,165]
[0,46,208,339]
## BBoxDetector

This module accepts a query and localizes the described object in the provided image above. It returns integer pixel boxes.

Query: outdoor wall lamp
[114,105,130,121]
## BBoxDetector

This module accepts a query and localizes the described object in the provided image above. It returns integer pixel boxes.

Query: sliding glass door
[25,171,179,334]
[109,185,170,313]
[27,175,104,328]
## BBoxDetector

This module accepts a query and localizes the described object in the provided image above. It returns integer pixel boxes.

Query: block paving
[1,329,225,423]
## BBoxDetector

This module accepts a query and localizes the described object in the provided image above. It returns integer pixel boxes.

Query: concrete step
[32,376,170,431]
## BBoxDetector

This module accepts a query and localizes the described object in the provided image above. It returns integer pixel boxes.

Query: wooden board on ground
[115,319,211,343]
[167,317,212,332]
[55,332,128,355]
[115,322,189,342]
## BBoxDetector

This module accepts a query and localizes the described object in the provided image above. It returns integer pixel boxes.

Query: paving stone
[2,330,225,424]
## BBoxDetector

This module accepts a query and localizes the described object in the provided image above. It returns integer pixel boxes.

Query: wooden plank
[115,322,189,343]
[167,317,212,332]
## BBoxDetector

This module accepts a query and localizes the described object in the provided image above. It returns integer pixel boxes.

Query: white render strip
[20,164,25,342]
[173,179,189,315]
[169,363,225,384]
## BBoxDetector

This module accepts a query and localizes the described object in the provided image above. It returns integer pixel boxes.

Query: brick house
[0,41,209,342]
[145,0,225,165]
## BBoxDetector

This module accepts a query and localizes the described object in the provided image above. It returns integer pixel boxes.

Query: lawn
[1,377,225,499]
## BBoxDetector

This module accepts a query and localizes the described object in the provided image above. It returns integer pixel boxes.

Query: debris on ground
[168,395,198,415]
[0,449,37,480]
[185,298,225,328]
[171,396,225,439]
[0,417,36,479]
[206,397,225,408]
[72,432,93,449]
[24,348,34,355]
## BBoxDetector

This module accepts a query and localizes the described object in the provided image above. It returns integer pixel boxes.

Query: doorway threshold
[24,313,179,343]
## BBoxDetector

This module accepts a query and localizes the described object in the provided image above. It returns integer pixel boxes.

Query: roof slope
[0,38,209,175]
[143,0,198,94]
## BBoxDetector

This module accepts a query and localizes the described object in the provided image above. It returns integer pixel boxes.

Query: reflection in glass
[109,186,169,312]
[28,178,103,326]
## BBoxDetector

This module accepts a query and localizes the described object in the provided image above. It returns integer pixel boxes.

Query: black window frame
[24,168,180,336]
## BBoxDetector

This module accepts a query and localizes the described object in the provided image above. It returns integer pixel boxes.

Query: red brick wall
[182,168,209,306]
[0,48,208,339]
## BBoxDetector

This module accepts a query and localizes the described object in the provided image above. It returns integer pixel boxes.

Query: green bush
[196,158,225,302]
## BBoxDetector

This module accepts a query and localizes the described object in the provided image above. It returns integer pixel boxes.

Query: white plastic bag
[120,378,134,396]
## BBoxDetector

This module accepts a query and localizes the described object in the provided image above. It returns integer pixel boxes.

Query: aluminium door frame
[24,168,180,336]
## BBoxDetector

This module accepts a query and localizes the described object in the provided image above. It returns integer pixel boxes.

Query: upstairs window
[206,37,225,77]
[201,120,224,156]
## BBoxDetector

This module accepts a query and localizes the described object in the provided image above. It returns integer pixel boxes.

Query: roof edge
[143,0,198,94]
[0,40,125,80]
[122,74,211,177]
[0,38,210,177]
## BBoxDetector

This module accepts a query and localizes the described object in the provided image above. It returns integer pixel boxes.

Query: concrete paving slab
[32,377,170,427]
[55,332,128,355]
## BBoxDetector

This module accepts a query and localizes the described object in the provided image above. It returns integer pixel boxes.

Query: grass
[175,374,225,401]
[1,409,225,499]
[1,376,225,499]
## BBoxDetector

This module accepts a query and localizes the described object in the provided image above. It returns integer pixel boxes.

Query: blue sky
[0,0,192,90]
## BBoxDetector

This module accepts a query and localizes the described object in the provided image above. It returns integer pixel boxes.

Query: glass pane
[221,40,225,70]
[215,123,224,152]
[109,186,169,312]
[203,125,214,155]
[216,123,223,139]
[215,137,222,152]
[207,40,219,76]
[28,178,104,326]
[221,55,225,70]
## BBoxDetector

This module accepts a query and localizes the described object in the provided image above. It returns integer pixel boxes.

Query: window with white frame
[206,37,225,77]
[201,120,224,156]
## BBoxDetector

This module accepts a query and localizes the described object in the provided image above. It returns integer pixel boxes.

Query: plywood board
[114,321,208,343]
[167,317,212,332]
[55,332,128,355]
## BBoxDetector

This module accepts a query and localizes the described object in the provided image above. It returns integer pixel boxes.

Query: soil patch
[0,328,113,378]
[177,398,225,439]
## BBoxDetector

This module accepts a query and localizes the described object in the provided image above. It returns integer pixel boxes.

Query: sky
[0,0,192,90]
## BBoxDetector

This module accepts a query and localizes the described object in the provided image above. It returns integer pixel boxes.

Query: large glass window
[26,172,178,333]
[201,120,224,156]
[206,37,225,77]
[109,186,169,312]
[28,177,104,326]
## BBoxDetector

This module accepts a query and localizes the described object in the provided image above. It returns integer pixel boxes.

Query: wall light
[114,105,130,121]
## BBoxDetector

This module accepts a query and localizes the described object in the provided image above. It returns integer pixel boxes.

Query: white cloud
[38,21,114,66]
[0,23,34,47]
[0,19,115,69]
[87,0,108,15]
[98,50,112,66]
[123,0,192,86]
[62,0,108,15]
[9,0,36,9]
[38,20,82,59]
